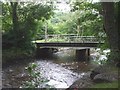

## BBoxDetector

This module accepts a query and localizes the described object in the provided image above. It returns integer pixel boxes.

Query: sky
[1,0,120,12]
[55,0,120,12]
[55,0,71,12]
[54,0,100,12]
[92,0,100,2]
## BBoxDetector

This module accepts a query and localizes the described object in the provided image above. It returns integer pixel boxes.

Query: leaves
[2,2,54,50]
[23,63,50,88]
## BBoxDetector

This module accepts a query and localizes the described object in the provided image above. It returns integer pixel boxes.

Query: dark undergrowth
[2,48,36,68]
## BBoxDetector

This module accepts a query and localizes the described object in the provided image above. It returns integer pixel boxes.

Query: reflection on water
[2,48,101,88]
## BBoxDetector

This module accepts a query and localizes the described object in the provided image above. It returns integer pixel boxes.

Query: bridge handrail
[39,34,96,37]
[35,34,104,43]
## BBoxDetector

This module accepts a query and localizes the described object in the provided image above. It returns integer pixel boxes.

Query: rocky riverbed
[2,48,119,89]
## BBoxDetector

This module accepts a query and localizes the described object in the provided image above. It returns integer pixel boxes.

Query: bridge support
[76,48,90,61]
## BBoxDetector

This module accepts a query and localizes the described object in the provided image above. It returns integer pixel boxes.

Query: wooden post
[87,49,90,60]
[45,22,47,42]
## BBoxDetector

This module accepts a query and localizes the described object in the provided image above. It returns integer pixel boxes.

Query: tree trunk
[118,2,120,50]
[10,2,19,47]
[11,2,18,31]
[101,2,119,63]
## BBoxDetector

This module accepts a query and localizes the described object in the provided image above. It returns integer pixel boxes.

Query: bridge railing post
[36,34,104,43]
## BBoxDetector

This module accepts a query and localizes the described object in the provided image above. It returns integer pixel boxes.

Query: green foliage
[2,2,54,50]
[35,38,66,43]
[45,0,105,38]
[21,63,49,88]
[33,0,105,39]
[91,81,118,88]
[68,0,104,37]
[37,20,56,36]
[2,2,12,32]
[48,12,78,34]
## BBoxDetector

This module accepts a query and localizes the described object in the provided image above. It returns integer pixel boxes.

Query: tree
[117,2,120,51]
[2,2,54,49]
[70,0,104,36]
[10,2,18,32]
[10,2,19,47]
[101,2,120,63]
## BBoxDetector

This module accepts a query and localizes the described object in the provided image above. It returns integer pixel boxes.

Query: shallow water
[2,48,101,88]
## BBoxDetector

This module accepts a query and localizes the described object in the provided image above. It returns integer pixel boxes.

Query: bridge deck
[36,42,102,47]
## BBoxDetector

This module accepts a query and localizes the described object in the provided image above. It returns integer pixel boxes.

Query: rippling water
[2,48,104,88]
[35,60,82,88]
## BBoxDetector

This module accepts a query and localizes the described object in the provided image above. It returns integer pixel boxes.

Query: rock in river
[93,72,118,83]
[90,65,119,83]
[90,65,109,80]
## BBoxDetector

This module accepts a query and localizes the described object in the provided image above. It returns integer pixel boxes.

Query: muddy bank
[68,64,119,88]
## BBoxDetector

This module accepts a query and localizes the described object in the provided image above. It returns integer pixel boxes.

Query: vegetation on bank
[21,63,50,88]
[2,48,35,64]
[91,81,118,88]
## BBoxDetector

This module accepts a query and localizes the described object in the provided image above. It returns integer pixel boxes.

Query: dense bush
[2,2,54,62]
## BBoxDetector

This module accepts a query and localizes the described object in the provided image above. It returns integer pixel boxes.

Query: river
[2,48,106,88]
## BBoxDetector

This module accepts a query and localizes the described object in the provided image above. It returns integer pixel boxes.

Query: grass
[33,38,67,43]
[91,81,119,88]
[33,37,83,43]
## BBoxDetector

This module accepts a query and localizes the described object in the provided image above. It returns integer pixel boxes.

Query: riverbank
[68,64,119,89]
[2,58,119,89]
[2,48,97,88]
[2,48,35,68]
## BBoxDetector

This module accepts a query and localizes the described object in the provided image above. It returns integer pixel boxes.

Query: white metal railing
[36,34,103,43]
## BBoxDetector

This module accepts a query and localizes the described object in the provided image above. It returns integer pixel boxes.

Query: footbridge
[34,34,104,47]
[34,34,104,60]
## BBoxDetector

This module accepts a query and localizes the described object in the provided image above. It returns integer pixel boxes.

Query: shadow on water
[35,47,58,59]
[2,47,98,88]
